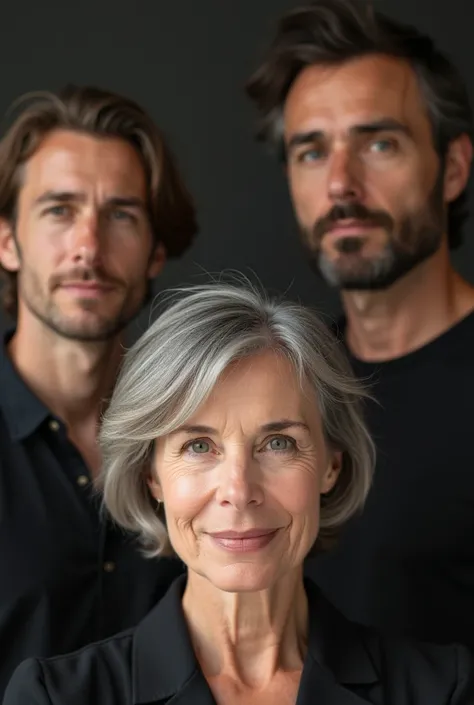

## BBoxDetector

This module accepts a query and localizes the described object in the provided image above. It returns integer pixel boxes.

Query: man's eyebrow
[286,118,412,153]
[350,118,412,137]
[34,190,85,206]
[34,191,146,209]
[104,196,146,210]
[287,130,324,153]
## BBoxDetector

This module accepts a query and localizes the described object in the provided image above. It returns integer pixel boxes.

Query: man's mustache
[50,268,120,288]
[313,203,394,243]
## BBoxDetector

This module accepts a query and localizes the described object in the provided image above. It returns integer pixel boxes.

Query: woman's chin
[201,563,286,593]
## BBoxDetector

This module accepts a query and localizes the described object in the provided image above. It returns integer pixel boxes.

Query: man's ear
[444,134,473,204]
[147,242,166,280]
[0,218,20,272]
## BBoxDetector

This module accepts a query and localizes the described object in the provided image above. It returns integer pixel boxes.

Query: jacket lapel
[133,576,200,704]
[166,670,217,705]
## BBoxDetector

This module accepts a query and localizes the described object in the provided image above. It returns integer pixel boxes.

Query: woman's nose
[215,457,264,509]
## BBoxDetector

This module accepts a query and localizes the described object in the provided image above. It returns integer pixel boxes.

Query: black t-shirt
[306,310,474,649]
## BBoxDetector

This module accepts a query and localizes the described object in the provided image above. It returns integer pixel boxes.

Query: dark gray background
[1,0,473,331]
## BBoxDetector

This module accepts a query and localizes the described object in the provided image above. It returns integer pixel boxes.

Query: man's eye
[110,210,134,222]
[369,139,397,154]
[46,205,70,217]
[297,148,325,163]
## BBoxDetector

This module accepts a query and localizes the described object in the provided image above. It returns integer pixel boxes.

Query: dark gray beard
[316,224,443,290]
[302,176,446,291]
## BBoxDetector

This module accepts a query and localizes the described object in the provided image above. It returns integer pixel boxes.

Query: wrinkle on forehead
[283,54,433,145]
[183,351,323,440]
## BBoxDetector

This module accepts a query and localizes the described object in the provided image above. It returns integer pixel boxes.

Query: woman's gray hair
[99,279,375,557]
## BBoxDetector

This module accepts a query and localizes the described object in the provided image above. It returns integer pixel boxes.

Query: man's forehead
[20,130,147,196]
[283,54,429,135]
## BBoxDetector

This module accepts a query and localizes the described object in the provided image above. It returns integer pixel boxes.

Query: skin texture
[0,129,165,474]
[284,54,474,360]
[148,351,341,702]
[0,129,163,342]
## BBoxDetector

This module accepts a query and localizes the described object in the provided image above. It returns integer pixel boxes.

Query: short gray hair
[99,280,375,556]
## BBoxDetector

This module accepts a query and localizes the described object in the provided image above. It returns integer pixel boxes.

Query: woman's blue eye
[268,437,294,451]
[190,440,210,454]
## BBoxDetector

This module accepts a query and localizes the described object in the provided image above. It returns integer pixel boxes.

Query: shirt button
[76,475,89,487]
[49,419,60,432]
[103,561,116,573]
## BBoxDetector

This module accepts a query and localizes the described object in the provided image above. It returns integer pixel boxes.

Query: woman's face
[149,351,341,592]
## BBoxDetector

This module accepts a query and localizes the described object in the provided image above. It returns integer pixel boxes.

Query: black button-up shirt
[3,576,474,705]
[0,333,184,696]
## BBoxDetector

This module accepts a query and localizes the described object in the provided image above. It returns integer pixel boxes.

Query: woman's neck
[182,569,308,689]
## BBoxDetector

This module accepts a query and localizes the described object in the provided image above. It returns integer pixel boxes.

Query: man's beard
[301,173,446,291]
[18,265,145,342]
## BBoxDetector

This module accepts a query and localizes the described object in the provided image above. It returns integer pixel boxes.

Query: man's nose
[70,214,101,266]
[327,149,364,203]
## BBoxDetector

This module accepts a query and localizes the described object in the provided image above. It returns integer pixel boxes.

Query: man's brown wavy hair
[0,84,198,319]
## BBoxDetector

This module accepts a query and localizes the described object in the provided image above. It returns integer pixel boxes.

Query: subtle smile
[207,529,279,553]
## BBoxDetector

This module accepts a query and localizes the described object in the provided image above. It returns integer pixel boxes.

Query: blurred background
[1,0,472,331]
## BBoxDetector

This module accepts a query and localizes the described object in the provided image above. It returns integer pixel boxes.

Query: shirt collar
[0,329,50,441]
[132,576,379,704]
[132,574,199,703]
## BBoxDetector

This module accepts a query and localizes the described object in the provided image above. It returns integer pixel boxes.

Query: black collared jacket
[4,576,473,705]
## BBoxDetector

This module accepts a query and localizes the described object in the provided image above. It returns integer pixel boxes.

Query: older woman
[4,282,473,705]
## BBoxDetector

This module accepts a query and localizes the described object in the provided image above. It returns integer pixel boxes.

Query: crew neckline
[339,308,474,372]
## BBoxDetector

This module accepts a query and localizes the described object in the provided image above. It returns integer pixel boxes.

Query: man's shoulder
[374,633,473,697]
[308,579,473,697]
[343,612,474,698]
[4,629,135,705]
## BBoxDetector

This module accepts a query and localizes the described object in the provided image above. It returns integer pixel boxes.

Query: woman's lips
[208,529,279,553]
